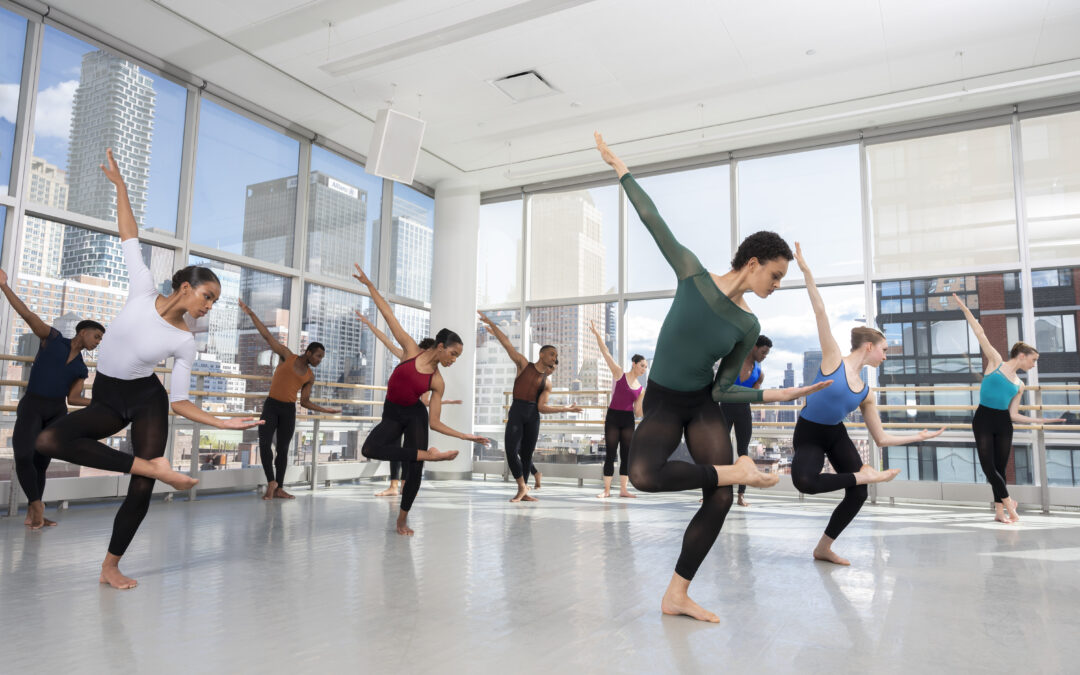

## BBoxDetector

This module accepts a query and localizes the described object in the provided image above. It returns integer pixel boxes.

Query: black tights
[603,409,634,477]
[362,401,428,512]
[258,397,296,486]
[627,381,726,581]
[720,401,751,495]
[504,400,540,480]
[790,418,866,540]
[972,405,1013,503]
[13,394,67,503]
[34,373,169,556]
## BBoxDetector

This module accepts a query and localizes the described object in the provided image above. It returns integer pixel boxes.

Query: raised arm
[795,242,842,372]
[595,132,704,280]
[1008,387,1066,426]
[299,379,340,415]
[355,311,404,360]
[589,320,622,379]
[238,299,292,361]
[100,148,137,242]
[538,378,583,415]
[352,264,420,359]
[951,293,1003,371]
[0,268,51,339]
[427,372,489,444]
[860,397,944,447]
[478,311,529,371]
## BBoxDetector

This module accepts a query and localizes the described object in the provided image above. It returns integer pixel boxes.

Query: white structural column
[426,180,481,479]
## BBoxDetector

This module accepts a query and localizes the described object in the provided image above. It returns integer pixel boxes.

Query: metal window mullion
[174,86,200,267]
[521,194,532,357]
[860,135,882,499]
[371,178,394,387]
[617,181,627,366]
[288,140,311,354]
[730,156,739,261]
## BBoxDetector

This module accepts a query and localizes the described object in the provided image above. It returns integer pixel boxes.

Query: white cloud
[0,83,19,124]
[32,80,78,138]
[627,314,664,352]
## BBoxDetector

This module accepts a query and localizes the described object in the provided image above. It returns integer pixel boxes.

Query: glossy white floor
[2,479,1079,674]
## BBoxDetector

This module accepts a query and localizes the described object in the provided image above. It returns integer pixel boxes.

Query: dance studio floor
[2,480,1079,674]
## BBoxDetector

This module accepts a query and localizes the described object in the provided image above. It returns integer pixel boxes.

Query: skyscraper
[802,350,822,388]
[388,195,433,304]
[21,156,68,278]
[62,51,155,289]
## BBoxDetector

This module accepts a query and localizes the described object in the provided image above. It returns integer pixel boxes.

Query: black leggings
[720,401,751,495]
[35,373,169,556]
[505,399,540,480]
[972,405,1013,503]
[791,417,866,540]
[258,397,296,486]
[13,393,67,503]
[627,380,726,581]
[362,401,428,512]
[603,409,634,477]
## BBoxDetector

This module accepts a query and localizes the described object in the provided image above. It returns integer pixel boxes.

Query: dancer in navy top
[791,243,943,565]
[953,293,1064,523]
[354,265,489,535]
[1,267,103,528]
[720,334,771,506]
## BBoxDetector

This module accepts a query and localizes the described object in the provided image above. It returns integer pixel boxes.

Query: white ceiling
[39,0,1080,191]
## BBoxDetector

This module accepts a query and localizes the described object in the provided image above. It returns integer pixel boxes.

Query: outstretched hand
[222,417,264,430]
[354,310,373,326]
[594,131,622,170]
[99,148,124,187]
[785,380,832,402]
[477,310,493,326]
[237,299,253,315]
[588,320,599,335]
[0,267,8,287]
[464,434,491,446]
[566,405,584,414]
[919,427,946,440]
[794,241,811,275]
[352,263,372,286]
[1041,417,1068,424]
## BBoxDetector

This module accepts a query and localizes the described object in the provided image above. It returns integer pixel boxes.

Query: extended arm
[0,268,51,339]
[353,265,420,358]
[427,373,489,443]
[356,311,404,360]
[952,293,1003,370]
[478,311,529,371]
[66,378,92,407]
[795,242,842,371]
[1008,388,1066,425]
[101,148,137,242]
[538,379,583,415]
[300,380,340,415]
[860,397,944,447]
[589,320,622,379]
[238,299,292,361]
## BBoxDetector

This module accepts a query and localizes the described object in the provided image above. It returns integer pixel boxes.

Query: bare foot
[661,590,720,623]
[100,564,138,589]
[521,493,538,502]
[510,485,530,502]
[730,455,779,488]
[273,487,295,499]
[854,464,901,485]
[25,501,48,529]
[597,491,612,499]
[994,511,1013,524]
[618,491,636,498]
[421,447,459,462]
[533,472,542,489]
[396,513,414,536]
[263,481,277,500]
[813,544,851,566]
[1005,498,1021,522]
[147,457,198,491]
[737,494,750,507]
[41,517,58,527]
[375,486,400,497]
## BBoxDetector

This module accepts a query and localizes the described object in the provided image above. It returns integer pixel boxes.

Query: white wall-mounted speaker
[367,108,426,184]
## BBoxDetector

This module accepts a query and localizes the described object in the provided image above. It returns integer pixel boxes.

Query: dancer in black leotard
[953,294,1064,523]
[356,312,462,498]
[791,243,943,565]
[33,149,262,589]
[596,133,829,622]
[478,311,583,502]
[353,265,489,535]
[1,268,103,528]
[720,334,770,506]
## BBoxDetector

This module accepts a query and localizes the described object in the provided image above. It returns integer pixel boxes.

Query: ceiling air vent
[490,70,559,102]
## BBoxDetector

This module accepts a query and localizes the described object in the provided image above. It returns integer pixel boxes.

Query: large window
[389,183,433,304]
[867,125,1019,275]
[529,186,619,300]
[625,299,672,365]
[886,443,1033,486]
[30,27,185,233]
[306,146,382,284]
[381,304,430,383]
[627,165,730,293]
[739,144,862,280]
[1021,111,1080,262]
[474,310,521,427]
[1,9,27,193]
[477,199,522,306]
[191,99,299,264]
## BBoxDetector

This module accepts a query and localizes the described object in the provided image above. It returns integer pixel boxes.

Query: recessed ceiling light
[490,70,559,102]
[805,49,817,56]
